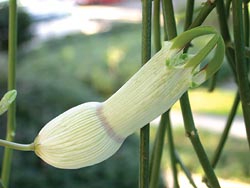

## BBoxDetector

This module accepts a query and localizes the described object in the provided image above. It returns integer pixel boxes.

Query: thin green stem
[243,1,249,70]
[161,1,180,187]
[161,0,168,41]
[182,1,221,187]
[1,0,17,187]
[153,0,161,52]
[229,44,250,59]
[232,0,250,148]
[162,0,177,39]
[225,0,232,18]
[210,92,240,168]
[216,0,237,78]
[189,0,216,29]
[180,93,221,188]
[0,140,34,151]
[244,2,249,45]
[209,0,233,91]
[140,126,150,188]
[179,2,198,188]
[216,0,231,44]
[163,0,220,187]
[140,0,152,187]
[184,0,194,31]
[175,151,197,188]
[149,111,167,188]
[149,2,165,187]
[201,92,240,185]
[166,112,179,188]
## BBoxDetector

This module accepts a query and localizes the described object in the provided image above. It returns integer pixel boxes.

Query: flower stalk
[0,26,224,170]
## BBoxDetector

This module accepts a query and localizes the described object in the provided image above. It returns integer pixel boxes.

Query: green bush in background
[0,1,32,51]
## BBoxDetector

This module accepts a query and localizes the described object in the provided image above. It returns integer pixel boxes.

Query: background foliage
[0,1,32,51]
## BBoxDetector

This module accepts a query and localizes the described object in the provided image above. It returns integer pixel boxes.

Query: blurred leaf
[0,180,6,188]
[0,89,17,115]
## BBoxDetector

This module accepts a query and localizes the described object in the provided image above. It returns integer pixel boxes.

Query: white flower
[0,26,225,169]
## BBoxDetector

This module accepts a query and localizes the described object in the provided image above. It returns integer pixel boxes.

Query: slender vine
[1,0,17,187]
[140,0,152,187]
[232,0,250,148]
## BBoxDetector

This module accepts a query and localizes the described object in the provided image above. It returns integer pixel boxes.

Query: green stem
[140,0,152,187]
[244,2,249,45]
[182,1,221,187]
[166,112,179,188]
[0,140,34,151]
[209,0,233,91]
[229,44,250,59]
[1,0,17,187]
[225,0,232,19]
[179,3,198,188]
[232,0,250,148]
[175,151,197,188]
[161,0,168,41]
[184,0,194,31]
[216,0,237,78]
[210,92,240,168]
[153,0,161,52]
[164,0,220,187]
[149,111,167,188]
[216,0,231,44]
[189,0,216,28]
[149,2,165,187]
[162,0,177,39]
[203,92,240,185]
[180,93,221,188]
[243,1,249,70]
[161,1,181,187]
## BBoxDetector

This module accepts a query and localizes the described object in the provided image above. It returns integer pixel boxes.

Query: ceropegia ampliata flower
[0,26,225,169]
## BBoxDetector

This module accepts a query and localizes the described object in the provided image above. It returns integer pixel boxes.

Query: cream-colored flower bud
[34,102,124,169]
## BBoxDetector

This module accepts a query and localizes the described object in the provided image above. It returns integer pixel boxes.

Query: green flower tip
[0,90,17,115]
[166,26,225,87]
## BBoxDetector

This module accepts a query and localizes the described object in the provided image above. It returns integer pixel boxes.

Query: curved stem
[0,139,34,151]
